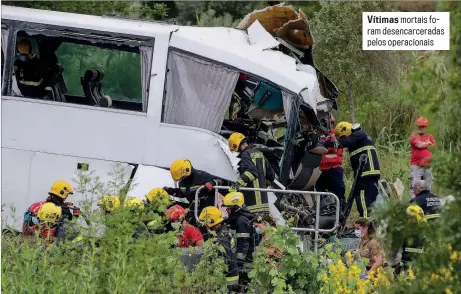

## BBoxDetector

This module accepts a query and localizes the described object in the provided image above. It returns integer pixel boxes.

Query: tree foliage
[3,1,168,20]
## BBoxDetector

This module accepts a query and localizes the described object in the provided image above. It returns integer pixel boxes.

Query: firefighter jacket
[410,190,441,220]
[319,129,344,171]
[337,130,380,178]
[215,225,239,287]
[165,169,229,211]
[402,194,441,262]
[13,57,48,98]
[237,145,276,213]
[226,206,256,272]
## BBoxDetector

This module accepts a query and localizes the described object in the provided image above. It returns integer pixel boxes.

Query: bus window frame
[1,19,155,113]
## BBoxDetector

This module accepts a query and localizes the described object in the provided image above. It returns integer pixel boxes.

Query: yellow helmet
[170,159,192,181]
[406,205,425,223]
[228,132,246,152]
[49,180,74,199]
[37,203,62,224]
[335,122,353,138]
[223,192,245,208]
[124,197,145,210]
[199,206,224,228]
[146,188,172,206]
[98,195,121,212]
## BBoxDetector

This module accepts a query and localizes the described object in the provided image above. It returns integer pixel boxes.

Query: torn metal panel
[247,20,280,49]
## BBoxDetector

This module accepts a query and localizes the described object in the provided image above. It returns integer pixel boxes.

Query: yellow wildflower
[408,268,415,280]
[431,272,440,280]
[446,288,453,294]
[450,251,458,262]
[346,250,353,266]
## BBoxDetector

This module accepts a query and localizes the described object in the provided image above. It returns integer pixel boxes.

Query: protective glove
[72,207,81,216]
[204,182,214,191]
[229,182,241,192]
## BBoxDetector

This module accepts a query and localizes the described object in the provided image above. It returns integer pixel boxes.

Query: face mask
[354,229,362,238]
[31,216,39,225]
[18,54,29,62]
[255,227,262,235]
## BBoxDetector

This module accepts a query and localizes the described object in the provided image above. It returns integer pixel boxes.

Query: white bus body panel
[126,165,175,199]
[1,148,133,231]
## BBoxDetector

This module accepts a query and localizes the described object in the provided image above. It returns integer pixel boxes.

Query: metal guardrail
[194,185,340,253]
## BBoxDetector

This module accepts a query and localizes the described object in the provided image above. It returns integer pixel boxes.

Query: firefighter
[98,195,121,215]
[124,197,145,211]
[13,38,48,98]
[134,188,175,238]
[199,206,239,291]
[37,202,83,248]
[145,188,173,214]
[222,192,256,290]
[22,201,45,236]
[165,204,204,248]
[410,180,441,221]
[315,114,345,211]
[409,117,435,199]
[227,132,276,215]
[328,122,381,218]
[45,180,80,221]
[165,159,229,216]
[398,204,427,274]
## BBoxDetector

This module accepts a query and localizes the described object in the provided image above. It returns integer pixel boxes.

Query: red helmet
[29,201,46,215]
[165,205,187,222]
[416,117,429,127]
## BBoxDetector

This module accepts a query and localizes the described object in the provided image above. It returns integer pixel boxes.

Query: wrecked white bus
[1,5,339,233]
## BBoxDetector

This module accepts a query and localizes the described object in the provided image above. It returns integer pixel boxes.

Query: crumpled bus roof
[2,5,321,112]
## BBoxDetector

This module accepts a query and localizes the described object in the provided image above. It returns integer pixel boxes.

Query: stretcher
[194,185,340,253]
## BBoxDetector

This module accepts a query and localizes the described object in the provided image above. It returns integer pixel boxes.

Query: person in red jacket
[165,205,204,248]
[409,117,435,199]
[315,115,345,210]
[22,201,46,236]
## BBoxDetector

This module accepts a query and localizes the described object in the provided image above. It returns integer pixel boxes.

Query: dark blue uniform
[336,129,381,218]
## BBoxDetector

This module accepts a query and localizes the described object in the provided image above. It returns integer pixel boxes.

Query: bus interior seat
[36,39,68,102]
[81,70,112,107]
[50,64,67,102]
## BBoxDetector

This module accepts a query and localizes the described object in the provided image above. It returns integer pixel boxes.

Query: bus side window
[56,42,143,111]
[11,29,147,113]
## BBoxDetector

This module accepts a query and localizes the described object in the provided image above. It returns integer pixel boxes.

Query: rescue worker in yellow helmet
[199,206,239,292]
[133,188,176,239]
[37,202,83,248]
[124,197,145,211]
[45,180,79,221]
[227,132,276,215]
[325,122,381,218]
[145,188,173,214]
[222,192,256,291]
[37,202,62,247]
[398,204,427,274]
[164,159,230,225]
[98,195,121,215]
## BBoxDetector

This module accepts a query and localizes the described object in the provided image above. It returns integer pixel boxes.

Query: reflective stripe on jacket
[338,130,380,178]
[237,146,275,213]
